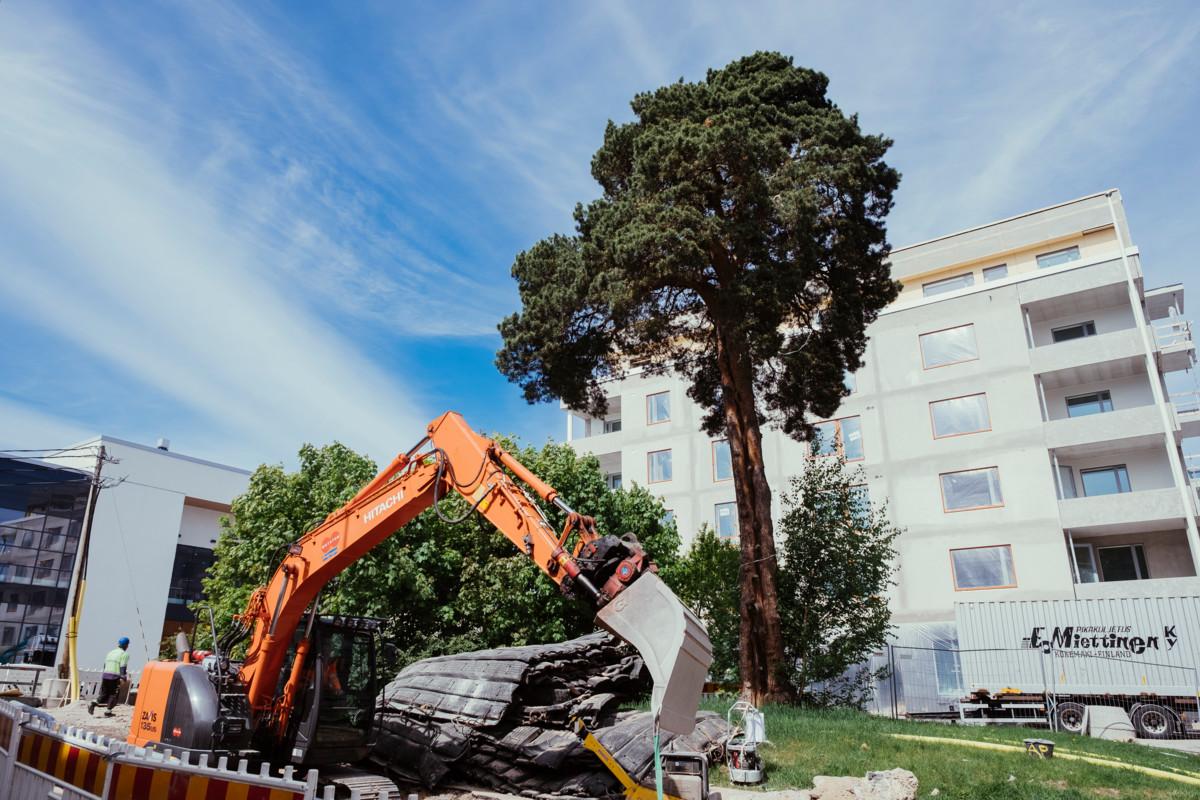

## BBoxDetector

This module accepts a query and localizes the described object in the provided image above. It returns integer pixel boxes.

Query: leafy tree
[776,456,900,706]
[198,438,680,665]
[661,526,740,683]
[495,52,899,701]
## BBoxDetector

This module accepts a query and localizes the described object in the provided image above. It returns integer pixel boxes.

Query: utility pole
[63,444,106,704]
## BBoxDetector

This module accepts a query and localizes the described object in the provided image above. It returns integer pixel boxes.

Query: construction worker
[89,636,130,717]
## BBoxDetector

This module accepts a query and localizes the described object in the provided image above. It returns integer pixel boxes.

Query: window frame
[1097,543,1150,581]
[712,439,733,482]
[810,416,864,462]
[602,418,623,434]
[949,544,1018,591]
[1072,542,1099,583]
[1065,390,1113,418]
[939,466,1004,512]
[1036,245,1081,269]
[1079,464,1132,496]
[646,448,673,484]
[605,472,622,491]
[919,324,980,370]
[1058,465,1078,500]
[982,264,1008,282]
[922,272,976,298]
[646,391,670,425]
[714,501,738,539]
[929,393,992,439]
[843,369,857,394]
[1050,320,1097,343]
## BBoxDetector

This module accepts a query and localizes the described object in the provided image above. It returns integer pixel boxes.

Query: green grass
[706,703,1200,799]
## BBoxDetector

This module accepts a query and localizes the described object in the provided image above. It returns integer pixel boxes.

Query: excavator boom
[129,411,711,763]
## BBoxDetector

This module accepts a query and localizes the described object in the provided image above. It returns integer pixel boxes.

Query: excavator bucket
[596,572,713,735]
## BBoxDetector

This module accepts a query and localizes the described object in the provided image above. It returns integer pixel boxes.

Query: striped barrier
[0,701,319,799]
[106,758,306,800]
[17,727,108,796]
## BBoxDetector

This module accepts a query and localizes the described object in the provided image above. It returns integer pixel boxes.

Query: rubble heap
[372,632,727,798]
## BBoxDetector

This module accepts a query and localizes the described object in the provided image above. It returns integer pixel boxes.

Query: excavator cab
[284,616,381,767]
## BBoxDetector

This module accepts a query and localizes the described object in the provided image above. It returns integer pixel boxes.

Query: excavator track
[320,765,406,800]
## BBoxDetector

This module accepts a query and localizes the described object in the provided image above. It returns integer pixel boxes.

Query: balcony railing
[1153,318,1194,348]
[1172,391,1200,416]
[1187,453,1200,483]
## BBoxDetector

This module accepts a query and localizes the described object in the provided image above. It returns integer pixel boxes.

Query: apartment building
[564,190,1199,630]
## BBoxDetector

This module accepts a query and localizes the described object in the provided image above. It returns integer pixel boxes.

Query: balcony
[1029,327,1144,387]
[1044,404,1165,456]
[1173,391,1200,439]
[1075,575,1200,598]
[1153,318,1196,372]
[1059,487,1187,535]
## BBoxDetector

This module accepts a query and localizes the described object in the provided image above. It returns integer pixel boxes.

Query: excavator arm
[231,411,710,742]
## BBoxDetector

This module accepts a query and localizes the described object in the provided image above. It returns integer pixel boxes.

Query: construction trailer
[872,596,1200,739]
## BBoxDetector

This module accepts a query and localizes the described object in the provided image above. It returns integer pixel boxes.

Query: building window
[647,449,673,483]
[1058,466,1078,499]
[1037,246,1081,269]
[932,639,964,695]
[922,272,975,298]
[712,440,733,482]
[919,324,979,369]
[661,509,675,527]
[929,394,991,438]
[1065,391,1113,417]
[715,502,737,539]
[647,392,670,424]
[950,544,1016,590]
[1051,320,1097,343]
[849,485,870,522]
[603,418,622,434]
[164,544,218,622]
[940,467,1003,511]
[1098,544,1150,581]
[1080,465,1131,496]
[982,264,1008,282]
[1072,543,1099,583]
[811,416,863,461]
[843,369,857,394]
[605,473,622,490]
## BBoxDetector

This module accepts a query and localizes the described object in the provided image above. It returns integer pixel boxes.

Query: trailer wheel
[1053,702,1087,734]
[1132,704,1179,739]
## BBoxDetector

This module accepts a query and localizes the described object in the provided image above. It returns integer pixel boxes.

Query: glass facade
[0,457,90,664]
[164,544,217,624]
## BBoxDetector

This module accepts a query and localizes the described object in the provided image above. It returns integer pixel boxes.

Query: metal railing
[1173,391,1200,416]
[1153,318,1194,348]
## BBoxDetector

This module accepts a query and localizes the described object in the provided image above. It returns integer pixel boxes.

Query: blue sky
[1,2,1198,469]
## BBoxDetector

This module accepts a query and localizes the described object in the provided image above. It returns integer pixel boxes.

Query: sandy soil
[47,700,133,740]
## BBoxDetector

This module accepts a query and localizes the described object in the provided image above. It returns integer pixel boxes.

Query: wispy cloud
[0,6,432,463]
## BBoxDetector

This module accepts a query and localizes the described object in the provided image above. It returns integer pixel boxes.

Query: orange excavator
[128,412,712,775]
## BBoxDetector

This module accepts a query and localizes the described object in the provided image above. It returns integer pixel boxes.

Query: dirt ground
[47,700,133,739]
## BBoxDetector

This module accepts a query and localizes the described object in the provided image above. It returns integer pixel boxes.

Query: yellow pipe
[67,578,86,704]
[888,733,1200,787]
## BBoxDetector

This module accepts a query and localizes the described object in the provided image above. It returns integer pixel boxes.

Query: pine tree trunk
[714,327,792,705]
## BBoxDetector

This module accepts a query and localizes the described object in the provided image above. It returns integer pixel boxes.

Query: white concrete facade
[56,437,249,673]
[565,190,1200,626]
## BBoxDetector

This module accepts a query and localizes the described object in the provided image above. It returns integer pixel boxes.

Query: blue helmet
[117,637,130,648]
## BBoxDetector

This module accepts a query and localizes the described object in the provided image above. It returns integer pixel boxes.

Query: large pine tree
[496,52,899,702]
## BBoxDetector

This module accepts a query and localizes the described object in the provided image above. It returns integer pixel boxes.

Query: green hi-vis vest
[103,647,129,677]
